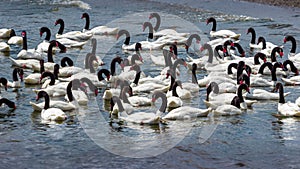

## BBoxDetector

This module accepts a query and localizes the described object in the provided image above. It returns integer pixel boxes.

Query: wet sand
[242,0,300,8]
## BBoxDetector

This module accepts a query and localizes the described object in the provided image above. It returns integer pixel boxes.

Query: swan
[24,60,45,85]
[7,68,23,88]
[58,57,83,77]
[40,65,60,88]
[282,60,298,76]
[17,31,42,60]
[120,86,151,107]
[247,27,262,49]
[64,79,88,105]
[0,42,10,52]
[112,90,167,125]
[143,21,187,46]
[117,29,164,51]
[36,27,53,53]
[110,96,134,116]
[182,63,200,93]
[206,17,241,40]
[275,83,300,117]
[245,87,290,100]
[126,43,143,65]
[149,12,189,38]
[250,62,283,87]
[0,28,11,38]
[80,77,99,96]
[55,18,92,41]
[185,34,201,54]
[166,80,184,108]
[33,91,68,121]
[162,106,210,120]
[90,38,105,66]
[7,29,22,45]
[81,12,119,35]
[150,47,175,66]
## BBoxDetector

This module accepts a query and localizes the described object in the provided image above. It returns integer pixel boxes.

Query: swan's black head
[0,98,16,109]
[21,31,26,38]
[192,63,197,71]
[0,77,8,91]
[9,29,16,37]
[206,17,215,25]
[55,19,63,26]
[135,43,142,51]
[247,27,254,34]
[81,12,89,19]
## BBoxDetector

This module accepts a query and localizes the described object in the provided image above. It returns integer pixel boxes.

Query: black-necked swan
[24,60,45,85]
[206,17,241,40]
[55,18,92,41]
[120,86,151,107]
[181,63,200,93]
[282,60,299,76]
[149,12,189,38]
[58,57,83,77]
[247,27,262,49]
[112,90,167,125]
[275,83,300,117]
[80,77,99,96]
[0,98,16,109]
[81,12,119,35]
[33,91,68,121]
[36,27,53,53]
[64,79,88,105]
[17,31,42,60]
[7,29,22,45]
[250,62,283,87]
[185,34,201,54]
[143,21,187,46]
[90,38,104,66]
[7,68,23,88]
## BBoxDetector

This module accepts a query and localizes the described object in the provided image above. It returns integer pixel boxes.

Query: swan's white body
[30,100,76,111]
[83,26,119,35]
[0,28,11,38]
[213,105,242,116]
[278,102,300,117]
[162,106,210,120]
[41,107,67,121]
[55,31,93,41]
[245,89,290,100]
[0,42,10,52]
[8,36,23,45]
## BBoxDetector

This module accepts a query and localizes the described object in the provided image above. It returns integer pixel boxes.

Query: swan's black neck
[41,72,55,86]
[168,70,175,92]
[271,62,282,81]
[110,57,123,76]
[207,17,217,31]
[172,81,180,97]
[234,43,245,57]
[133,71,141,86]
[143,22,153,39]
[237,84,248,103]
[120,86,130,104]
[112,96,125,112]
[53,64,59,80]
[0,98,16,109]
[258,37,266,50]
[163,49,172,67]
[82,13,90,30]
[81,77,98,96]
[227,63,238,74]
[66,81,74,102]
[118,30,130,45]
[285,36,296,53]
[254,53,266,65]
[97,69,110,81]
[152,91,167,113]
[186,34,201,47]
[172,59,186,73]
[283,60,298,74]
[236,61,245,84]
[206,82,219,101]
[150,13,160,32]
[9,29,16,38]
[21,31,27,50]
[12,68,19,81]
[91,38,97,55]
[270,47,282,62]
[88,54,96,73]
[258,62,273,74]
[38,91,50,110]
[276,83,285,104]
[247,27,256,44]
[191,64,197,84]
[231,96,241,108]
[40,60,45,74]
[203,43,214,63]
[61,57,74,67]
[56,19,65,35]
[47,41,57,63]
[40,27,51,41]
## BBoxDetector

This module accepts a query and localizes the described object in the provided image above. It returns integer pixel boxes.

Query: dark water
[0,0,300,168]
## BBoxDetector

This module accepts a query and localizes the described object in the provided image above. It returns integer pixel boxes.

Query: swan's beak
[283,38,287,43]
[279,52,284,57]
[151,98,156,102]
[36,96,39,101]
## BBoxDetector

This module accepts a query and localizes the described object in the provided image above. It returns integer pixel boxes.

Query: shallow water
[1,0,300,168]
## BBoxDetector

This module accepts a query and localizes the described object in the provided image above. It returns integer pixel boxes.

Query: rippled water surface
[1,0,300,168]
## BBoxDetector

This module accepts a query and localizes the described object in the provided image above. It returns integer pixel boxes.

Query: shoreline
[241,0,300,8]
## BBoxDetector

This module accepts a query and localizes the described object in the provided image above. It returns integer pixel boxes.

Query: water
[0,0,300,168]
